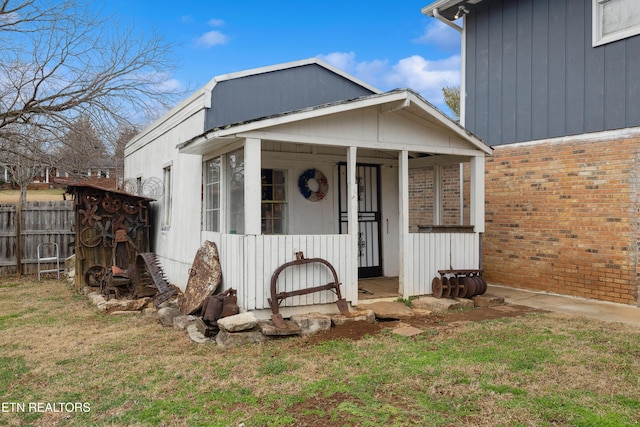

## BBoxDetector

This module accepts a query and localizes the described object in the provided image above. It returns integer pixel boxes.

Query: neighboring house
[124,58,491,317]
[422,0,640,306]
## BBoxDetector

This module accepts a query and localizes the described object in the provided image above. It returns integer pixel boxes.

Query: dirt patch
[302,304,542,345]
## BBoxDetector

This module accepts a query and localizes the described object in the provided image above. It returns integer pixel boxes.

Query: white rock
[217,312,258,332]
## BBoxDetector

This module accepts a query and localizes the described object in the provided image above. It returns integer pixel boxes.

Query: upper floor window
[593,0,640,46]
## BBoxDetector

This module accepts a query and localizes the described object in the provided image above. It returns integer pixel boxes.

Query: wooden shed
[68,184,153,290]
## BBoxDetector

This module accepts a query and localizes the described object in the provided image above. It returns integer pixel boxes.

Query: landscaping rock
[454,298,475,309]
[158,306,182,327]
[331,309,375,326]
[412,296,461,313]
[216,327,271,349]
[217,312,257,332]
[290,312,332,336]
[187,324,210,344]
[173,315,197,331]
[258,320,301,336]
[392,324,424,337]
[358,301,414,319]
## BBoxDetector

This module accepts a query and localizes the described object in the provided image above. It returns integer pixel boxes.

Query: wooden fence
[0,201,75,276]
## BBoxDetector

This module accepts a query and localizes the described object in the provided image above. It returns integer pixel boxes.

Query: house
[422,0,640,306]
[124,58,491,317]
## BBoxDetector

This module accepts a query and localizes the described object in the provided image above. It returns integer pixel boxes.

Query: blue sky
[105,0,461,114]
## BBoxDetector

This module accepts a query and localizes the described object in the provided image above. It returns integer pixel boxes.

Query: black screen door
[338,163,382,278]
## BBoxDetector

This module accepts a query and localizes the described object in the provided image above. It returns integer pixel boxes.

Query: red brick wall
[408,163,470,230]
[484,133,640,305]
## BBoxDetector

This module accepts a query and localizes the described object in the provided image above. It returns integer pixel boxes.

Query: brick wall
[408,163,470,230]
[484,133,640,305]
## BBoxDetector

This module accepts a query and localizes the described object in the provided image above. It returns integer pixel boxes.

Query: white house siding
[405,232,480,298]
[202,232,354,315]
[124,110,207,289]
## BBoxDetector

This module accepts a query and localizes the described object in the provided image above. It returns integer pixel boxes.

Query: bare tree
[0,0,182,153]
[54,115,106,179]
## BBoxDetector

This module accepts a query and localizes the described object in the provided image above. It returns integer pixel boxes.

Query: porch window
[227,149,244,234]
[593,0,640,46]
[203,157,221,231]
[162,165,172,227]
[261,169,287,234]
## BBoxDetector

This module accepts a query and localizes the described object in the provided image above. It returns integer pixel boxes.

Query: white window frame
[261,168,287,235]
[203,156,222,232]
[162,164,172,228]
[593,0,640,47]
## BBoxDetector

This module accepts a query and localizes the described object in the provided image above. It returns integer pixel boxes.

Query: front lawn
[1,277,639,426]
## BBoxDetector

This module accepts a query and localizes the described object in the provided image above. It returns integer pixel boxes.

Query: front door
[338,163,383,278]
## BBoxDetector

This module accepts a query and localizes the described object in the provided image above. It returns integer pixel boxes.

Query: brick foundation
[483,133,640,306]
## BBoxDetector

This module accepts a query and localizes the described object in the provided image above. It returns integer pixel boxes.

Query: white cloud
[318,51,460,111]
[414,20,461,52]
[180,15,193,23]
[195,30,229,48]
[318,52,356,71]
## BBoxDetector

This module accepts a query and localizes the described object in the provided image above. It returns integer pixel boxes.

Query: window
[261,169,287,234]
[227,149,244,234]
[162,165,172,227]
[593,0,640,46]
[203,157,221,231]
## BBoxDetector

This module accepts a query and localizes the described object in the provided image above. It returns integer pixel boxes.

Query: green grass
[0,277,639,426]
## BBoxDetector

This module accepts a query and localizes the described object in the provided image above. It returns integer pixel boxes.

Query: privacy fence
[0,201,75,276]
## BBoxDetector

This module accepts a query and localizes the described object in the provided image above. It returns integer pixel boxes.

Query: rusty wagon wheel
[80,226,102,247]
[431,276,443,298]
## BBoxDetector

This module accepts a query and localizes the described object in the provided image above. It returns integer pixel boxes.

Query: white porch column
[470,155,485,233]
[347,146,358,300]
[244,138,262,235]
[398,150,409,298]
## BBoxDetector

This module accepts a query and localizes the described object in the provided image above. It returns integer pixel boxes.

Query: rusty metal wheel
[432,276,443,298]
[464,276,476,298]
[80,226,102,247]
[85,265,107,288]
[449,276,459,298]
[455,276,466,298]
[442,276,451,298]
[102,194,122,213]
[478,275,487,295]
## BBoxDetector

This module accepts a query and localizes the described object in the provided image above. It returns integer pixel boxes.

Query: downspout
[433,8,462,33]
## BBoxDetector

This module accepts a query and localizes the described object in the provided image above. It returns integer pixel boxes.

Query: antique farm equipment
[268,252,349,329]
[180,241,222,315]
[83,253,177,306]
[431,269,487,299]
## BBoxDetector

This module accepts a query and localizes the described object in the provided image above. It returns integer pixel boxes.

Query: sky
[104,0,461,115]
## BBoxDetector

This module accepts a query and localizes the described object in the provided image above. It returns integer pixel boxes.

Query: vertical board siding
[208,233,351,311]
[466,0,640,145]
[406,233,479,297]
[0,201,75,275]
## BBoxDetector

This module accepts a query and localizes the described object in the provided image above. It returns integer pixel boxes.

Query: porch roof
[178,88,492,156]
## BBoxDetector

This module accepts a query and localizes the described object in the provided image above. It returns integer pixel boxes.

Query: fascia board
[421,0,465,16]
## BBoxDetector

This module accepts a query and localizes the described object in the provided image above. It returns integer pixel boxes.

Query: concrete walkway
[487,284,640,327]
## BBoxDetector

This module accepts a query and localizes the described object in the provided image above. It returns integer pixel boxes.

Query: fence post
[15,202,22,276]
